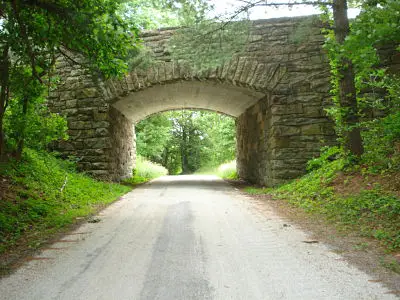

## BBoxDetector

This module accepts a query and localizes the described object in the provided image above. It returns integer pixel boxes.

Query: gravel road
[0,175,397,300]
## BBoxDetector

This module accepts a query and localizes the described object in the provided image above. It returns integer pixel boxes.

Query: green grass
[217,160,238,179]
[123,155,168,185]
[244,159,400,252]
[0,149,131,255]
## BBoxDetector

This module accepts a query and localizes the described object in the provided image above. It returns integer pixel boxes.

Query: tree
[164,0,365,156]
[332,0,364,156]
[135,110,236,174]
[0,0,139,159]
[135,113,172,161]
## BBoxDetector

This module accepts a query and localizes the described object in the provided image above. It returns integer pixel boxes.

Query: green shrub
[124,155,168,185]
[307,146,341,172]
[267,159,399,251]
[217,160,238,179]
[362,111,400,173]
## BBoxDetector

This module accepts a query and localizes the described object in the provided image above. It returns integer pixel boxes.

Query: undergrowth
[123,155,168,185]
[0,149,131,255]
[244,148,400,252]
[217,160,238,180]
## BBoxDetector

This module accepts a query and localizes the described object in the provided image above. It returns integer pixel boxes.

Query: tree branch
[11,0,43,83]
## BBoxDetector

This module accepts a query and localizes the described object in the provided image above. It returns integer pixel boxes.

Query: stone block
[93,121,110,129]
[272,169,304,179]
[84,137,111,149]
[72,141,85,150]
[76,87,99,99]
[66,99,77,108]
[92,162,109,169]
[76,129,95,138]
[95,128,109,137]
[271,103,303,115]
[268,137,290,149]
[272,125,301,137]
[77,98,98,108]
[301,124,322,135]
[303,105,322,117]
[60,91,75,101]
[93,112,108,121]
[68,121,93,130]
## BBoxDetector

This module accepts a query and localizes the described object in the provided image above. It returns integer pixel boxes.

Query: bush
[124,156,168,185]
[217,160,238,179]
[272,159,400,251]
[361,111,400,173]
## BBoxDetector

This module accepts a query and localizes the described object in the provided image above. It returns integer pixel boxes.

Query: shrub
[124,156,168,185]
[217,160,238,179]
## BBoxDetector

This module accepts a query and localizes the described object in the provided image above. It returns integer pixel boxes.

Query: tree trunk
[0,45,10,161]
[15,95,29,160]
[332,0,364,156]
[181,126,189,174]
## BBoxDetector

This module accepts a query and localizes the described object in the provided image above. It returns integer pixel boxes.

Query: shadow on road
[144,175,230,190]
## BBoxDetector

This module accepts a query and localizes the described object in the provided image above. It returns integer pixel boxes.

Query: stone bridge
[49,16,336,186]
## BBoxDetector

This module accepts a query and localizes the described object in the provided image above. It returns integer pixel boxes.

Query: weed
[243,158,400,252]
[217,160,238,179]
[0,149,131,255]
[123,155,168,185]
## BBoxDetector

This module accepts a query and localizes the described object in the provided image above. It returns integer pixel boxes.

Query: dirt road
[0,175,397,299]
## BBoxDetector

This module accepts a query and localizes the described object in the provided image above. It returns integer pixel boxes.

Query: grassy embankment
[242,151,400,271]
[0,150,167,267]
[0,149,131,258]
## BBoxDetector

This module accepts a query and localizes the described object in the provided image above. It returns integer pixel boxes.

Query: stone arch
[49,16,336,186]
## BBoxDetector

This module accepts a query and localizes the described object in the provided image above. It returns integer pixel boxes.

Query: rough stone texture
[49,16,336,184]
[236,93,336,186]
[48,65,136,180]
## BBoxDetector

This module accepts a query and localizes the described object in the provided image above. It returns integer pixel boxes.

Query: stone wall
[48,59,135,180]
[237,93,336,186]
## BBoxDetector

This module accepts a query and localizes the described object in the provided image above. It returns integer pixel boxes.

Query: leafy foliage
[0,0,139,158]
[120,0,211,29]
[3,67,68,152]
[123,155,168,185]
[135,110,236,174]
[217,160,238,180]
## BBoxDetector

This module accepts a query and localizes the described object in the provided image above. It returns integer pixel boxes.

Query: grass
[0,149,131,256]
[123,155,168,185]
[243,158,400,253]
[216,160,238,179]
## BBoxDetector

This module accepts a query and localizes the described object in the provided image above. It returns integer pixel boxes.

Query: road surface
[0,175,397,299]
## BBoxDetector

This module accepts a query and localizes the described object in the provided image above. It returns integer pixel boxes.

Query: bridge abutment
[236,91,335,186]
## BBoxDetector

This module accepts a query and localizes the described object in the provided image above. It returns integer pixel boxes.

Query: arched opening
[110,80,265,180]
[135,109,236,176]
[111,80,265,123]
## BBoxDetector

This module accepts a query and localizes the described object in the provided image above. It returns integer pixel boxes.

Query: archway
[49,16,335,186]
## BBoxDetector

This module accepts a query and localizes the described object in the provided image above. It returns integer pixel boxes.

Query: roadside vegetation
[0,0,399,274]
[0,149,131,261]
[243,1,400,259]
[217,160,238,180]
[136,110,236,175]
[123,155,168,185]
